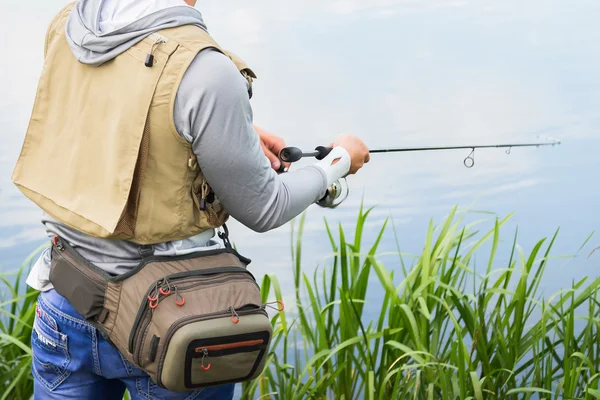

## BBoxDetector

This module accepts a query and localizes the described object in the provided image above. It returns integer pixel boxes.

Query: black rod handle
[279,147,304,163]
[314,146,333,160]
[279,146,334,163]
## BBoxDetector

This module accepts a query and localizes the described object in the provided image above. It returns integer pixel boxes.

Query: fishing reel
[316,178,350,209]
[279,146,350,209]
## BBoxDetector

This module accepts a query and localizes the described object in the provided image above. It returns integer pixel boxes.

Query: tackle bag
[48,232,277,392]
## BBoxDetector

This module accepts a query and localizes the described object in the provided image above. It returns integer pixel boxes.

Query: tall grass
[0,245,44,399]
[1,206,598,399]
[242,205,600,399]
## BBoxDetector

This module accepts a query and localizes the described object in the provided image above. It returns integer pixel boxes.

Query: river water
[1,0,599,356]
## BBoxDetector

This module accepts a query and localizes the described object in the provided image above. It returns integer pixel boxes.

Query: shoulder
[45,2,76,56]
[181,48,251,100]
[174,48,253,142]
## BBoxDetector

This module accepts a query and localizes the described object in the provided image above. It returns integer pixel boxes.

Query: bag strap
[218,224,233,250]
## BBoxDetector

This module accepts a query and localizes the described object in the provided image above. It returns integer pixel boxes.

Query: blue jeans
[32,289,236,399]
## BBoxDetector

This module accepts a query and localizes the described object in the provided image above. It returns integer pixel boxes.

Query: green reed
[241,205,600,400]
[0,244,45,400]
[0,205,598,400]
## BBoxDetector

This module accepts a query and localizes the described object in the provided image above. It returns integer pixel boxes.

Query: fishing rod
[278,137,561,208]
[279,140,561,168]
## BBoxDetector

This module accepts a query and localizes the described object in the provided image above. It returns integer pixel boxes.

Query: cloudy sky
[0,1,598,288]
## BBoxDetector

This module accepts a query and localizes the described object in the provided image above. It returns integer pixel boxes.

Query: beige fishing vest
[11,3,257,244]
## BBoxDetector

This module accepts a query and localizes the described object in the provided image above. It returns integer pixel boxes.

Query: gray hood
[65,0,207,66]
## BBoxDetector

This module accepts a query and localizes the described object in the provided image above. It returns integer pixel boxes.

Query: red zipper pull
[148,281,159,302]
[264,300,285,312]
[201,349,211,371]
[159,278,172,296]
[175,286,185,307]
[230,307,240,324]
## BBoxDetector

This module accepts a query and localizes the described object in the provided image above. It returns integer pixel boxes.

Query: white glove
[314,146,351,187]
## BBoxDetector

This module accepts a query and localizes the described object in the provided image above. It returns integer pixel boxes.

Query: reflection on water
[0,0,598,298]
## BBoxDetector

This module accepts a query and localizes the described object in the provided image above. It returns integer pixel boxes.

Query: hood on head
[65,0,208,66]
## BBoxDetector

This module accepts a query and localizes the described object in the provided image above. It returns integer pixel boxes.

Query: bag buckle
[138,245,154,258]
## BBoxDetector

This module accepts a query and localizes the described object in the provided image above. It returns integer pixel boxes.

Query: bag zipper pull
[148,281,159,300]
[175,286,185,307]
[201,349,211,371]
[263,300,285,312]
[148,281,161,309]
[159,278,172,296]
[52,235,65,251]
[230,307,240,324]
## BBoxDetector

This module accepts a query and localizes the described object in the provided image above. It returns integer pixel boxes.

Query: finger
[265,137,286,152]
[270,139,291,169]
[259,131,285,152]
[261,142,282,171]
[267,140,291,170]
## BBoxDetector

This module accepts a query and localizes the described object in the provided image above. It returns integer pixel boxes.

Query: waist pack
[48,229,277,392]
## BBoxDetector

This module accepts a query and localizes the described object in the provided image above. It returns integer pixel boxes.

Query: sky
[0,0,598,295]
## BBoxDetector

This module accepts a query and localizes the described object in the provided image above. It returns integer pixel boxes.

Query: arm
[174,48,341,232]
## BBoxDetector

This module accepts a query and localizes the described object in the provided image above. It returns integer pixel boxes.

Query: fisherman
[11,0,369,399]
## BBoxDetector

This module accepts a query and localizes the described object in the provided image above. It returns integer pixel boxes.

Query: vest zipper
[145,35,168,68]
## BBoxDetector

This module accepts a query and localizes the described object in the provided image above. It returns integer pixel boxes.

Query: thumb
[261,142,282,171]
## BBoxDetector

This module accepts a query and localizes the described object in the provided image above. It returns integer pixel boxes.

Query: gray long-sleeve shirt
[26,3,330,290]
[177,48,328,232]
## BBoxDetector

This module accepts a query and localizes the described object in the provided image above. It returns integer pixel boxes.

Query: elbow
[245,219,284,233]
[229,180,295,233]
[248,224,271,234]
[241,207,290,233]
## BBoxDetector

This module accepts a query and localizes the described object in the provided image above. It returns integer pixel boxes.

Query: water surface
[1,0,598,317]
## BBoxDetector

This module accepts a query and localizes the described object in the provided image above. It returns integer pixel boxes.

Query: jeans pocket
[31,302,71,391]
